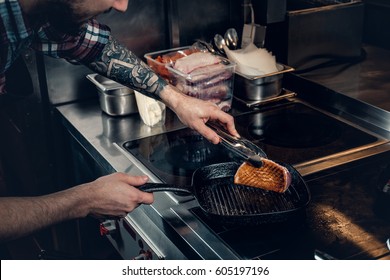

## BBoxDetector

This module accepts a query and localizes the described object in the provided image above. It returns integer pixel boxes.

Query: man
[0,0,239,242]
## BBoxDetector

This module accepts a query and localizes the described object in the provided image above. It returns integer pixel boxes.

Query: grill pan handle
[138,182,193,196]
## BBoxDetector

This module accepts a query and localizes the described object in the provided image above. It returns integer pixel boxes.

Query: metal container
[86,74,138,116]
[234,63,294,101]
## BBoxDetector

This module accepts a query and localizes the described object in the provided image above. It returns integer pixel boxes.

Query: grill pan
[139,162,310,225]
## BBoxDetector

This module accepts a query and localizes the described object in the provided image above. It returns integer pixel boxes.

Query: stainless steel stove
[108,79,390,260]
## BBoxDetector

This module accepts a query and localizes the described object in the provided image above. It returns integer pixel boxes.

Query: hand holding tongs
[207,121,266,167]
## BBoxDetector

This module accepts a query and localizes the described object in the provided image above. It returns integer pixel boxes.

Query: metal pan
[139,162,310,226]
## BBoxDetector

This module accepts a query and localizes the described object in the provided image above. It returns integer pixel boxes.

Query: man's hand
[83,173,154,218]
[161,84,240,144]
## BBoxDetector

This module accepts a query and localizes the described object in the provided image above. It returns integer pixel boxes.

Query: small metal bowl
[234,63,294,101]
[87,74,138,116]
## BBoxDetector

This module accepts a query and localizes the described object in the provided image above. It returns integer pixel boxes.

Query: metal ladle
[224,28,238,50]
[213,34,227,56]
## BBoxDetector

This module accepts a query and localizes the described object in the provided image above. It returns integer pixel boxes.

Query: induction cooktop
[123,101,381,185]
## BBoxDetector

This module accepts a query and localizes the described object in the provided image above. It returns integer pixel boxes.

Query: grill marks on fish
[234,158,292,193]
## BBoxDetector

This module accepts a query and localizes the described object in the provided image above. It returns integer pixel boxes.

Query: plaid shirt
[0,0,111,94]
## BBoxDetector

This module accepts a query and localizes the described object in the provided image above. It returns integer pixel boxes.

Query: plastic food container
[86,74,138,116]
[234,63,294,101]
[145,47,236,111]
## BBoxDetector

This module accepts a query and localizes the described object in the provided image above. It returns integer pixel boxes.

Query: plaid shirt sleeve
[32,19,111,64]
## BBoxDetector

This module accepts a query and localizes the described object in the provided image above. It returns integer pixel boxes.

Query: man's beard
[36,1,89,36]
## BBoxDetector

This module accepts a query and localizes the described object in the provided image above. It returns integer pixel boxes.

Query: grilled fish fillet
[234,158,292,193]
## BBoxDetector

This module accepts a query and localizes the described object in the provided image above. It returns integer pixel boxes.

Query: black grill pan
[139,162,310,225]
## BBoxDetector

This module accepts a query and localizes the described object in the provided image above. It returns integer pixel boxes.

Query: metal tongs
[207,122,266,167]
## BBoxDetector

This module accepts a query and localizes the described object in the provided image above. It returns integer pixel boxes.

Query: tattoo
[89,37,167,99]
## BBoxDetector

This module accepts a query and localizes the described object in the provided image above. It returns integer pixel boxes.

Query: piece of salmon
[234,158,292,193]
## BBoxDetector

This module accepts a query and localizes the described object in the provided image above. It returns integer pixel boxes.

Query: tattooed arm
[89,37,239,143]
[89,37,166,100]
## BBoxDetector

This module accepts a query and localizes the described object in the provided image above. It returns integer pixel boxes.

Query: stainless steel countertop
[300,44,390,112]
